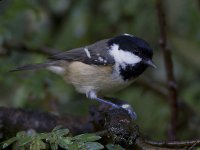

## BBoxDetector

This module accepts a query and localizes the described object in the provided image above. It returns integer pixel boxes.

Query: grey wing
[48,39,115,65]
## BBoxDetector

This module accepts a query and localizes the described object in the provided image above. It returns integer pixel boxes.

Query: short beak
[144,60,157,69]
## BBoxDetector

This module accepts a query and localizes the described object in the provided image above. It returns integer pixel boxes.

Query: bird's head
[108,34,156,80]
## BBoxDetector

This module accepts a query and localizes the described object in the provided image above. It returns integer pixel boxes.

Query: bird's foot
[120,104,137,120]
[95,98,137,120]
[87,91,137,120]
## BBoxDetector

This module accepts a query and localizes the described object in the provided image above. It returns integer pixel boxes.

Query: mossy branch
[0,106,200,149]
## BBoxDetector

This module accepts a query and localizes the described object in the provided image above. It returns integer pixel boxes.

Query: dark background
[0,0,200,140]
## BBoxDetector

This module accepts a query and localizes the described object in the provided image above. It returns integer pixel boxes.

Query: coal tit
[11,34,156,119]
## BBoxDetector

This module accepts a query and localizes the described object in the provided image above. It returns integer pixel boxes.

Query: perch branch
[1,106,200,149]
[156,0,179,139]
[0,107,92,138]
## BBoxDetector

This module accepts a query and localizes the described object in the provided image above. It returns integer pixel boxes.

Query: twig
[156,0,179,139]
[144,139,200,149]
[137,77,168,98]
[198,0,200,10]
[1,40,59,56]
[136,78,197,116]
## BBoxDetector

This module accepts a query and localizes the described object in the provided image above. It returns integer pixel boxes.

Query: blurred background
[0,0,200,141]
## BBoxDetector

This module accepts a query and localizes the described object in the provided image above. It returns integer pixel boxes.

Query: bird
[11,33,156,119]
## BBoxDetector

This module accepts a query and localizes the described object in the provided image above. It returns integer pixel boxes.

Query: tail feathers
[9,63,51,72]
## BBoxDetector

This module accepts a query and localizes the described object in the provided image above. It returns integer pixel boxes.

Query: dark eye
[134,50,140,55]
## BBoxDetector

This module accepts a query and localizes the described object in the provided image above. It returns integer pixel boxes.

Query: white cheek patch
[109,44,141,67]
[84,48,91,58]
[48,66,65,75]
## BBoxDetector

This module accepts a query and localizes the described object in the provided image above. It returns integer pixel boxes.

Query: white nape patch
[84,48,91,58]
[123,33,133,37]
[109,44,141,68]
[48,66,65,75]
[98,56,104,62]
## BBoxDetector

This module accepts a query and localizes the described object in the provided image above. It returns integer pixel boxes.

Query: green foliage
[0,126,103,150]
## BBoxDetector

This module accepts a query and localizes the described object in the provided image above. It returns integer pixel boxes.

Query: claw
[121,104,137,120]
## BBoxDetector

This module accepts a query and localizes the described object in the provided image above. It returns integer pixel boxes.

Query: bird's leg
[86,91,119,108]
[86,91,137,120]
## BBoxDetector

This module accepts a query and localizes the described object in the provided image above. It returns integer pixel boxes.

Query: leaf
[1,137,17,149]
[1,127,71,150]
[30,139,46,150]
[63,137,73,144]
[84,142,104,150]
[58,138,72,149]
[106,144,125,150]
[73,134,101,142]
[45,133,57,143]
[38,133,49,139]
[55,129,69,136]
[52,125,63,132]
[68,143,79,150]
[16,131,26,138]
[57,140,68,149]
[50,143,58,150]
[18,136,34,146]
